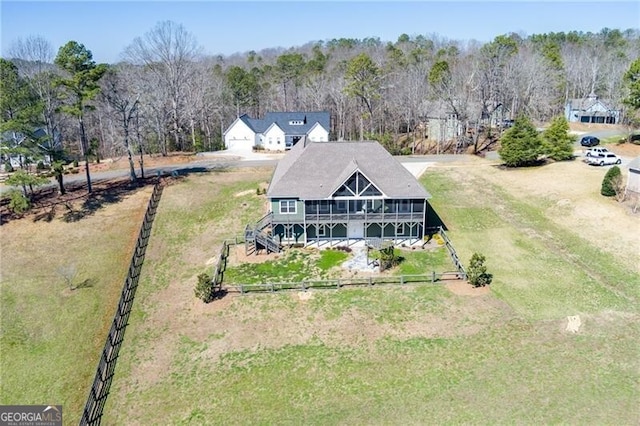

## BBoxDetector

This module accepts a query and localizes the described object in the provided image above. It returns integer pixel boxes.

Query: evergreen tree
[0,58,43,167]
[623,58,640,128]
[55,41,107,193]
[542,116,575,161]
[498,115,543,167]
[467,253,493,288]
[601,165,622,197]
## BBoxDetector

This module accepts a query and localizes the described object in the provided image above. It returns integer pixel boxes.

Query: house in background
[248,138,431,248]
[565,93,620,124]
[223,111,330,152]
[627,157,640,197]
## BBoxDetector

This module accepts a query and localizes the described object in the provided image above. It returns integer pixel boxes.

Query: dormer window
[289,120,304,125]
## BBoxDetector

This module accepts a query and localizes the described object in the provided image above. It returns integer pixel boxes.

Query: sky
[1,1,639,64]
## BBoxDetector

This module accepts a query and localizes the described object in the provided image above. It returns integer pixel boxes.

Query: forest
[1,21,639,165]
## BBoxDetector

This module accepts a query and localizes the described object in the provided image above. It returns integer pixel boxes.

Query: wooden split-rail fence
[210,226,467,296]
[80,181,164,425]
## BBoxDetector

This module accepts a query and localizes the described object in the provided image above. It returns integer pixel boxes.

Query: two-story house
[224,111,330,153]
[260,138,431,247]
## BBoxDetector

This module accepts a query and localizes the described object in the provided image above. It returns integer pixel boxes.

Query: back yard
[2,157,638,424]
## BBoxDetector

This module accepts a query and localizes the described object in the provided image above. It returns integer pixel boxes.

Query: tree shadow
[73,278,97,290]
[33,204,57,222]
[61,177,157,223]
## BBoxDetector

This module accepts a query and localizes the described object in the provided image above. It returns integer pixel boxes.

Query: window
[395,223,405,234]
[317,224,326,236]
[277,138,281,144]
[280,200,297,214]
[399,200,410,212]
[269,137,273,144]
[336,200,347,212]
[333,171,382,198]
[318,200,330,213]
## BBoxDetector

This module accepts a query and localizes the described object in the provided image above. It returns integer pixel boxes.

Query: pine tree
[542,116,575,161]
[498,116,543,167]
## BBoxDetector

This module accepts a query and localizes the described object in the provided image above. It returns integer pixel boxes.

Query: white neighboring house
[627,156,640,196]
[565,93,620,124]
[224,111,330,152]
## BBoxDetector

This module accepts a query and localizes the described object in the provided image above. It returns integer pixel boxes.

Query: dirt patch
[446,280,491,296]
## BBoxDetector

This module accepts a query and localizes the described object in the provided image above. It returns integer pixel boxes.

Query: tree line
[1,22,639,192]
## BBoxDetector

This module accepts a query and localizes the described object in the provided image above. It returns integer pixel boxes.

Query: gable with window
[333,171,382,198]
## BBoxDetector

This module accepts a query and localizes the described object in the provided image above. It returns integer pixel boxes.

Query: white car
[586,153,622,166]
[585,147,609,157]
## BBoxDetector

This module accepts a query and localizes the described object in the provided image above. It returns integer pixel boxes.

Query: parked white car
[586,153,621,166]
[585,147,609,157]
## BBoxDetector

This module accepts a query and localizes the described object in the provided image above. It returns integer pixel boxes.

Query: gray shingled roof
[267,140,431,199]
[236,111,330,135]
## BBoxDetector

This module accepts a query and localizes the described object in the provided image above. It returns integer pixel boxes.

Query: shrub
[601,166,622,197]
[194,272,214,303]
[334,246,352,253]
[72,160,79,167]
[7,189,30,214]
[379,246,401,271]
[467,252,493,287]
[36,161,47,170]
[4,161,14,172]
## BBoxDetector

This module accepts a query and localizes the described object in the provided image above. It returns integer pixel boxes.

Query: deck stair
[245,213,281,254]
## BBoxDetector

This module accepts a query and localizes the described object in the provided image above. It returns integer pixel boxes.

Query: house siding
[271,199,305,222]
[263,126,286,151]
[307,124,329,142]
[224,119,257,150]
[627,169,640,194]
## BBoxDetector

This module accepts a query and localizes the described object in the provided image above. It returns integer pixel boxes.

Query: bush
[601,166,622,197]
[72,160,79,168]
[7,189,31,214]
[36,161,47,170]
[194,272,214,303]
[4,161,14,172]
[379,246,401,271]
[467,252,493,287]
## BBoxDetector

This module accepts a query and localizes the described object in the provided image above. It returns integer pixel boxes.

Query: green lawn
[10,165,639,424]
[94,165,639,424]
[0,185,152,425]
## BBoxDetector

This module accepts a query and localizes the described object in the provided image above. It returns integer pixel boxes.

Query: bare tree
[100,65,140,181]
[123,21,202,152]
[8,36,65,162]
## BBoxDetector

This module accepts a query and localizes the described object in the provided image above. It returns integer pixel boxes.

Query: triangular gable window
[333,171,382,197]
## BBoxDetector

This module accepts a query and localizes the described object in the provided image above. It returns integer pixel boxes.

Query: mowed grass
[423,169,639,320]
[101,165,639,424]
[0,185,152,425]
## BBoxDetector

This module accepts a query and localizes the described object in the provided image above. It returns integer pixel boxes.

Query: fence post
[432,270,436,283]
